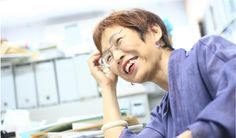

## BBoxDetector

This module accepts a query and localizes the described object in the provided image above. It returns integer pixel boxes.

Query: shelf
[1,54,31,64]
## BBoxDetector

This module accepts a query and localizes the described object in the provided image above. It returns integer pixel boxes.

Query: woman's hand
[176,130,192,138]
[87,51,118,89]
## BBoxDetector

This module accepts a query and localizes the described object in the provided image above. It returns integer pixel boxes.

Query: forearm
[101,86,125,138]
[188,121,229,138]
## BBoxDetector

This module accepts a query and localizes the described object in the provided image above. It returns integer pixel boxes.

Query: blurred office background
[1,0,236,136]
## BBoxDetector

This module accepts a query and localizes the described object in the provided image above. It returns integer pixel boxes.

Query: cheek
[109,62,119,74]
[122,41,142,50]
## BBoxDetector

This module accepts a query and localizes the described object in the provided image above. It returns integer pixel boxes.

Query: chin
[134,69,151,83]
[126,74,147,83]
[120,63,149,83]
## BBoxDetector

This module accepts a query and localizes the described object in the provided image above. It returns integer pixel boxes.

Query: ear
[150,25,162,41]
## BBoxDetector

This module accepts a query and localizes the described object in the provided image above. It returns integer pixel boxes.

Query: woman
[87,8,236,138]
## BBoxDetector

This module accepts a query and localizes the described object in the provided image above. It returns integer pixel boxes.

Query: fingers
[88,51,101,67]
[87,51,105,77]
[87,51,118,86]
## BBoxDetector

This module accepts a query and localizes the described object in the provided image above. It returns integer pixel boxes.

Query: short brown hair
[93,8,173,52]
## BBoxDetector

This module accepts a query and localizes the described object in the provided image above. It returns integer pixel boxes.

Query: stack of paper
[20,111,144,138]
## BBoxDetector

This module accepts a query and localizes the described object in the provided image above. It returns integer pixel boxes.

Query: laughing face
[100,25,163,83]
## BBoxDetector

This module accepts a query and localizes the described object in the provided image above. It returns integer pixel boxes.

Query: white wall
[2,0,199,51]
[2,23,46,50]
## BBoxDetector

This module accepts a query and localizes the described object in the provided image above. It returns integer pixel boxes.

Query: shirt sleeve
[188,35,236,138]
[120,94,169,138]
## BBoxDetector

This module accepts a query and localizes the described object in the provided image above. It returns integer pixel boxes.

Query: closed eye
[106,55,112,62]
[115,37,122,47]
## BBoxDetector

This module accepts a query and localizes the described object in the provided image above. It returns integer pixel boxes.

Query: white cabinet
[74,54,98,99]
[55,58,80,102]
[1,66,16,111]
[14,64,37,108]
[35,61,58,106]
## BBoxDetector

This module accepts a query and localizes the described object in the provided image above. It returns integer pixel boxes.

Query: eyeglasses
[100,29,124,68]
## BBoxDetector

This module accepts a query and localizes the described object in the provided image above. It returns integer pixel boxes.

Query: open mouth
[123,56,138,74]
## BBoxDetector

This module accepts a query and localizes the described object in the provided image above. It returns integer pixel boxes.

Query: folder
[35,60,58,106]
[74,54,99,99]
[14,63,37,108]
[1,65,16,111]
[55,58,80,103]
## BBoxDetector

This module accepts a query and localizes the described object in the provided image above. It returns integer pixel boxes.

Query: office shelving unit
[200,0,236,42]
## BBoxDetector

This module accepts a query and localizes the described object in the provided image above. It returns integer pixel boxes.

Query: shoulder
[196,35,236,51]
[197,35,236,60]
[198,35,225,44]
[187,35,236,60]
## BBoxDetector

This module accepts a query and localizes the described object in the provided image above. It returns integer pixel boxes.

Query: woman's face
[100,25,162,83]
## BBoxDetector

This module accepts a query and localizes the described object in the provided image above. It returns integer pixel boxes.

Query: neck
[153,48,172,91]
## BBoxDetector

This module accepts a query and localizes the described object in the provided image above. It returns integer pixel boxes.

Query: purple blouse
[120,35,236,138]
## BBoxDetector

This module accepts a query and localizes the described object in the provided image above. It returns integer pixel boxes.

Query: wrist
[100,82,116,89]
[101,120,128,133]
[100,85,116,95]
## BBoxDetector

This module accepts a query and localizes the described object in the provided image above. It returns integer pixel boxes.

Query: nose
[112,50,124,65]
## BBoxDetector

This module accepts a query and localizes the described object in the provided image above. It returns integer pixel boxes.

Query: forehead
[100,26,126,52]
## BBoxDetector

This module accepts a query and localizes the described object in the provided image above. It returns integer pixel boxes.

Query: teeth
[125,59,137,73]
[125,63,131,73]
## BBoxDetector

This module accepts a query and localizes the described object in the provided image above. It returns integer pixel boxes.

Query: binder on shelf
[1,65,16,112]
[14,63,37,108]
[74,54,99,99]
[203,7,215,35]
[35,60,58,106]
[211,0,229,34]
[55,58,80,103]
[221,0,236,23]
